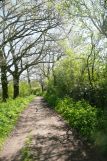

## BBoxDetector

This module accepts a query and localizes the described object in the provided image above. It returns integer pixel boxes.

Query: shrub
[55,97,103,141]
[31,87,42,96]
[19,82,31,97]
[44,93,58,107]
[44,85,59,107]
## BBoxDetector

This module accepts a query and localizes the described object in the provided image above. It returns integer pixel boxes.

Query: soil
[0,97,105,161]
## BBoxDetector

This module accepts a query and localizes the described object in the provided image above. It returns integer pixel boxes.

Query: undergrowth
[45,93,107,156]
[55,97,104,141]
[20,137,33,161]
[0,95,34,149]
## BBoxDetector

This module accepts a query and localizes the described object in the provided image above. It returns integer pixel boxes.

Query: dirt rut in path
[0,97,103,161]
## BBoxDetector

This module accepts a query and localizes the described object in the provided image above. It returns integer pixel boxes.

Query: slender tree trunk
[26,68,32,93]
[1,66,8,101]
[52,70,56,86]
[41,83,44,93]
[13,75,20,99]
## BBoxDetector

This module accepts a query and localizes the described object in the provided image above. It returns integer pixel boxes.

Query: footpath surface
[0,97,103,161]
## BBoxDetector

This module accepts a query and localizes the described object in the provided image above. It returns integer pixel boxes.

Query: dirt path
[0,97,103,161]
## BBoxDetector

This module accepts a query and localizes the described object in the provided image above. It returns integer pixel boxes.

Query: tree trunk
[13,75,20,99]
[26,68,32,93]
[41,83,44,93]
[1,66,8,101]
[0,49,8,101]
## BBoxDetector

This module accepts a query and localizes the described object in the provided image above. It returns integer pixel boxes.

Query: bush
[45,93,58,107]
[55,97,104,141]
[19,82,31,97]
[44,84,59,107]
[31,87,42,96]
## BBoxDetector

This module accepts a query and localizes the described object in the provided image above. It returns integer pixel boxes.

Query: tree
[23,40,64,93]
[0,0,62,99]
[0,49,8,101]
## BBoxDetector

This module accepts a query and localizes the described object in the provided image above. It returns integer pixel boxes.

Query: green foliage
[19,81,31,97]
[44,83,59,107]
[21,146,32,161]
[21,139,32,161]
[44,51,107,156]
[8,81,13,98]
[31,88,42,96]
[20,136,33,161]
[94,114,107,157]
[45,52,107,109]
[30,81,42,96]
[45,93,58,107]
[55,97,104,141]
[8,81,31,98]
[8,80,43,98]
[0,95,34,148]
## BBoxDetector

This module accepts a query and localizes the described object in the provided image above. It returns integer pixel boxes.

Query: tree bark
[1,65,8,101]
[0,49,8,101]
[26,68,32,93]
[41,83,44,93]
[13,75,20,99]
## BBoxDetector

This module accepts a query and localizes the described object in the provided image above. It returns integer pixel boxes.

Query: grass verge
[0,95,35,149]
